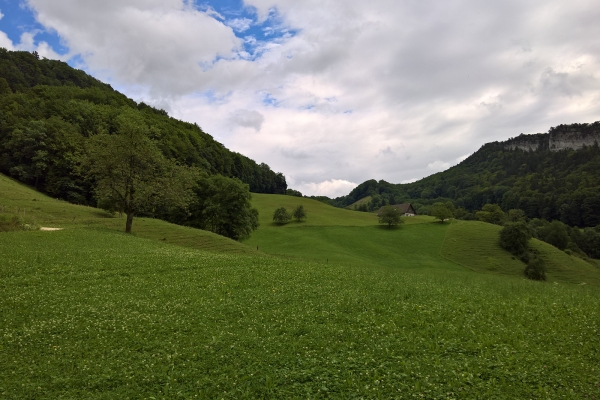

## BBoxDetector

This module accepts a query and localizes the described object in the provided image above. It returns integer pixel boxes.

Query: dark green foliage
[330,122,600,228]
[430,202,453,223]
[377,205,403,228]
[578,227,600,258]
[0,48,286,204]
[292,204,306,221]
[273,207,291,224]
[499,222,532,257]
[0,213,38,231]
[538,220,570,250]
[286,188,303,197]
[476,204,506,225]
[184,175,259,240]
[524,256,547,281]
[506,209,527,223]
[77,109,197,233]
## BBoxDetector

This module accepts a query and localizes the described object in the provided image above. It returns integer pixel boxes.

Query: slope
[2,226,600,398]
[0,172,256,255]
[441,220,600,285]
[247,194,600,285]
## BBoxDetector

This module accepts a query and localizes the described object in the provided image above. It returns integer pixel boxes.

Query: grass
[2,174,600,397]
[0,173,256,255]
[442,220,600,285]
[344,195,372,210]
[248,195,600,285]
[1,228,600,398]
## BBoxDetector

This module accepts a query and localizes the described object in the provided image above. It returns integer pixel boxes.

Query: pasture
[1,175,600,398]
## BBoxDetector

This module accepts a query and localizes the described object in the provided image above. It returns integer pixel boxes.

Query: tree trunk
[125,212,134,233]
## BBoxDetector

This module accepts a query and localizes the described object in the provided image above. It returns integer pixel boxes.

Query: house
[377,203,417,216]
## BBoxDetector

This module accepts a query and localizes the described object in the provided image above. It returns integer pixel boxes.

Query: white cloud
[22,0,600,196]
[226,18,253,33]
[0,30,14,50]
[229,109,264,131]
[295,179,358,198]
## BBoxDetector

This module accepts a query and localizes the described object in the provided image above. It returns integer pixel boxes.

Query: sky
[1,0,599,197]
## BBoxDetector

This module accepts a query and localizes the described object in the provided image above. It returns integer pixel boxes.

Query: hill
[0,48,286,204]
[0,172,256,254]
[331,121,600,227]
[244,193,600,285]
[2,218,600,398]
[2,174,600,397]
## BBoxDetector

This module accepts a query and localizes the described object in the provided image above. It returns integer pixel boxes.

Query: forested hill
[0,49,286,204]
[332,121,600,227]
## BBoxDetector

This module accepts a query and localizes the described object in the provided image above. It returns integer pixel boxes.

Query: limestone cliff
[503,121,600,152]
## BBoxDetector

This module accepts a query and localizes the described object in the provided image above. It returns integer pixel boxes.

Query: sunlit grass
[1,229,599,398]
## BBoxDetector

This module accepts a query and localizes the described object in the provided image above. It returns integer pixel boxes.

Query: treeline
[0,49,286,205]
[331,124,600,228]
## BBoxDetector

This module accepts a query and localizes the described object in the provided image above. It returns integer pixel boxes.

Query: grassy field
[2,174,600,397]
[0,173,256,255]
[441,220,600,285]
[1,228,600,398]
[247,194,600,285]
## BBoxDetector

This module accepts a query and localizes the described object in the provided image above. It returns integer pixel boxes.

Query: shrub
[292,205,306,222]
[499,222,531,257]
[0,214,39,232]
[538,221,569,250]
[431,202,453,223]
[377,205,403,228]
[273,207,291,224]
[524,256,547,281]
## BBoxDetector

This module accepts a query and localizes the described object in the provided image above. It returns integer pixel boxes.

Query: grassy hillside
[442,220,600,285]
[344,195,372,210]
[0,173,256,255]
[1,228,600,398]
[248,194,600,285]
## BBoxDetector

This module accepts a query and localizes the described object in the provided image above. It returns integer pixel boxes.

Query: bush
[292,205,306,222]
[538,221,569,250]
[431,202,453,223]
[273,207,291,224]
[377,205,403,228]
[524,256,547,281]
[499,222,531,257]
[0,214,39,232]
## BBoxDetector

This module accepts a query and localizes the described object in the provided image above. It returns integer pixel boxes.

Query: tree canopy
[0,48,287,206]
[78,109,196,233]
[378,205,403,228]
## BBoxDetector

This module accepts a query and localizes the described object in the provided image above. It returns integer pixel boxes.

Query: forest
[329,125,600,228]
[0,49,287,206]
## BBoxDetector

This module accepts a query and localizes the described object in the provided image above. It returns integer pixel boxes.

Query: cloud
[0,30,14,50]
[295,179,358,198]
[229,109,264,131]
[22,0,600,196]
[226,18,253,33]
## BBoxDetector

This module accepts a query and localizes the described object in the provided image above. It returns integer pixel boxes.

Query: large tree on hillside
[378,205,404,228]
[78,109,196,233]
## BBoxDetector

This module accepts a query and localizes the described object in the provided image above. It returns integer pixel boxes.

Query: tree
[538,220,569,250]
[431,202,453,223]
[188,174,259,240]
[499,222,532,257]
[78,109,195,233]
[378,205,403,228]
[292,204,307,221]
[506,209,527,223]
[476,204,506,225]
[524,256,547,281]
[286,189,303,197]
[273,207,291,224]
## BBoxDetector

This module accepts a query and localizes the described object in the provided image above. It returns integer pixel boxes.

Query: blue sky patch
[0,0,68,55]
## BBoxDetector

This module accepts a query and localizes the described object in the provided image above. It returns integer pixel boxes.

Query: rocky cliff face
[503,122,600,152]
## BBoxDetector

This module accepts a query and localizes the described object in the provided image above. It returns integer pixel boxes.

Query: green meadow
[1,176,600,398]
